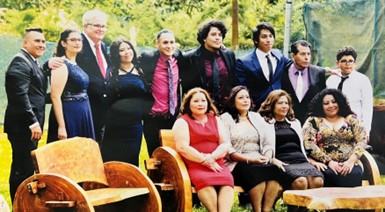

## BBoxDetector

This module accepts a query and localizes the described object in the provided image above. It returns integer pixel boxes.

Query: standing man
[327,46,373,136]
[183,20,236,111]
[281,40,326,125]
[77,9,112,144]
[235,22,291,110]
[4,28,48,203]
[139,29,184,156]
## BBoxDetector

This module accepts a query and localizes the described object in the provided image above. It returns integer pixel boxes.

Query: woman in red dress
[172,87,234,212]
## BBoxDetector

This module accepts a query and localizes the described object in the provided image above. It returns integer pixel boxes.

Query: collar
[21,48,38,62]
[82,32,98,47]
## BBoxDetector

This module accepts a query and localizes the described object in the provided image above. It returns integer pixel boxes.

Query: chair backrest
[160,130,176,149]
[32,137,109,186]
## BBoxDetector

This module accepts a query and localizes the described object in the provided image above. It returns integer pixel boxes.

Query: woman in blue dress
[102,39,152,165]
[47,29,95,142]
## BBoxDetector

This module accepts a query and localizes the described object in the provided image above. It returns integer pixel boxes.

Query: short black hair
[156,29,174,40]
[252,22,275,48]
[336,46,357,61]
[24,28,43,37]
[290,40,311,55]
[197,20,227,45]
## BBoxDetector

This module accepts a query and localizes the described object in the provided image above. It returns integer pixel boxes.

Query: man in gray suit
[4,28,48,203]
[281,40,326,125]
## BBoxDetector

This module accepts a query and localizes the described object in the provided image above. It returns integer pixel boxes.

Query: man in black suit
[77,9,112,144]
[4,28,48,203]
[183,20,236,111]
[139,29,184,156]
[281,40,326,124]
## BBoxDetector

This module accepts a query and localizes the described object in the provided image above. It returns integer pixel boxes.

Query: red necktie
[95,43,106,79]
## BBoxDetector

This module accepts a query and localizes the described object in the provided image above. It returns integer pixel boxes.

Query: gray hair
[82,9,108,26]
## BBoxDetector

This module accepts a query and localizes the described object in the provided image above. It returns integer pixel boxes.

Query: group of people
[4,8,373,212]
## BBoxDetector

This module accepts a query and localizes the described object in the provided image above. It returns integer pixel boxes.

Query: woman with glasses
[47,29,95,142]
[101,39,153,166]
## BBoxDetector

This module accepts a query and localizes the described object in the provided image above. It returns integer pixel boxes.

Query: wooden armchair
[14,137,161,212]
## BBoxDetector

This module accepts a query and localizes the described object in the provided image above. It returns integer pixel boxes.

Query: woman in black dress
[102,39,152,166]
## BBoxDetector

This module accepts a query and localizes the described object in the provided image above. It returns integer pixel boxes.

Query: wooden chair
[145,130,246,212]
[146,129,382,212]
[14,137,161,212]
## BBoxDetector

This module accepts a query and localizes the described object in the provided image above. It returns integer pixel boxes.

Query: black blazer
[182,46,237,95]
[281,63,326,124]
[77,34,112,117]
[4,50,48,134]
[138,49,185,110]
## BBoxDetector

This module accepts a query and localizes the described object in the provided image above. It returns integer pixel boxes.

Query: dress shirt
[288,64,310,98]
[326,71,373,134]
[256,48,277,81]
[82,32,107,72]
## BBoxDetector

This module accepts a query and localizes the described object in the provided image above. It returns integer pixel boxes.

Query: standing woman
[303,88,366,188]
[47,29,95,142]
[259,90,324,212]
[102,39,153,166]
[172,87,234,212]
[221,85,281,212]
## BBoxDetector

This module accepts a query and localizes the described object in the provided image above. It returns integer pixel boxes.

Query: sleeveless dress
[47,60,95,142]
[102,70,152,166]
[181,114,234,191]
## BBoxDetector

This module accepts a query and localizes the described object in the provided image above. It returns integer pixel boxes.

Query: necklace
[119,65,135,75]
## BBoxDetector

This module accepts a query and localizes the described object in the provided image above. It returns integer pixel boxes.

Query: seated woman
[172,87,234,212]
[221,85,281,212]
[259,89,324,212]
[303,88,366,188]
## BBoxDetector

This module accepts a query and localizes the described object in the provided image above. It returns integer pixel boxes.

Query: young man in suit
[235,22,291,110]
[182,20,236,111]
[4,28,48,203]
[77,9,112,144]
[139,29,184,156]
[281,40,326,125]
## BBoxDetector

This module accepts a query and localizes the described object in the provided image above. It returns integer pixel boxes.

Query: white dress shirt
[256,48,277,81]
[326,70,373,134]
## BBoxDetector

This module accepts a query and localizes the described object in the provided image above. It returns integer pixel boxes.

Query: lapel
[250,51,268,82]
[19,50,44,85]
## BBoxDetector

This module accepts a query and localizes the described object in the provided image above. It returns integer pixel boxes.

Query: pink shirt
[150,54,179,115]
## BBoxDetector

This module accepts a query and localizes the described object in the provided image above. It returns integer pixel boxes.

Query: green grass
[1,126,385,212]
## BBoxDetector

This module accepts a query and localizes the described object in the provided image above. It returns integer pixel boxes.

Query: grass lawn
[1,126,384,212]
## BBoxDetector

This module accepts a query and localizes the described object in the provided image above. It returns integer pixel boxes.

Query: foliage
[0,0,332,50]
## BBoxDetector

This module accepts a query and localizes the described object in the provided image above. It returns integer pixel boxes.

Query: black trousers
[143,114,176,157]
[8,133,38,204]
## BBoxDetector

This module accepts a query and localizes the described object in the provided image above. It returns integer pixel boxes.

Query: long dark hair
[307,88,354,118]
[54,28,79,57]
[258,89,296,122]
[222,85,252,123]
[109,39,139,70]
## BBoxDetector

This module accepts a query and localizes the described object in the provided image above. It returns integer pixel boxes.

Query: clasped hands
[201,153,223,172]
[310,159,354,176]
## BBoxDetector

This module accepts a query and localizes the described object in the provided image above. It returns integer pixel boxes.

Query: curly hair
[307,88,354,118]
[197,20,227,45]
[54,28,80,57]
[336,46,357,61]
[222,85,253,123]
[258,89,295,122]
[179,87,219,119]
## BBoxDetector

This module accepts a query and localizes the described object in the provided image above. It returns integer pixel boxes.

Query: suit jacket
[181,46,236,95]
[281,64,326,124]
[77,34,112,121]
[235,49,291,110]
[4,50,48,134]
[138,49,185,112]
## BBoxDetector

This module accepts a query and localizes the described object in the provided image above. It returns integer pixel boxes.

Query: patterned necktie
[266,54,273,82]
[95,43,106,79]
[338,76,349,91]
[296,71,303,102]
[212,54,219,103]
[166,59,175,115]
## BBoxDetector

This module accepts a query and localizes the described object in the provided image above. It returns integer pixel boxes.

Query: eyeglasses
[87,24,107,29]
[67,38,83,42]
[339,59,355,65]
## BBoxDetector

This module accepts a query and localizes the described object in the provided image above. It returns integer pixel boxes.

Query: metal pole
[283,0,293,57]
